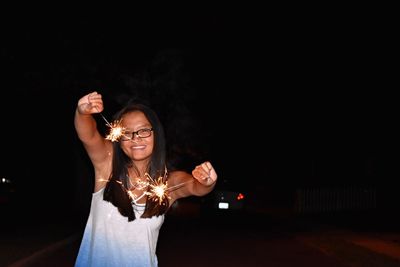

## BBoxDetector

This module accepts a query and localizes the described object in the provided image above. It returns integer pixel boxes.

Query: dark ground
[2,197,400,267]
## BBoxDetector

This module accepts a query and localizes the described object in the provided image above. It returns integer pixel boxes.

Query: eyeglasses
[121,128,153,141]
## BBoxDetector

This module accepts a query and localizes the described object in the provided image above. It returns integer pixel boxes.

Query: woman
[74,91,217,267]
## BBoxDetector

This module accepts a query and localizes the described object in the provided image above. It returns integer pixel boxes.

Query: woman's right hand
[77,91,104,115]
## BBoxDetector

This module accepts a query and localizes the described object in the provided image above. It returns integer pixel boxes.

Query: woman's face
[120,110,154,164]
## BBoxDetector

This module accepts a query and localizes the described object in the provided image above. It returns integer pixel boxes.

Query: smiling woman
[73,91,217,267]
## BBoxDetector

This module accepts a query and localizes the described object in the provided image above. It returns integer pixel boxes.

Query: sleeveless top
[75,188,165,267]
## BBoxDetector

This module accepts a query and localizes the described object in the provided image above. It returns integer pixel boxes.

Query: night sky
[1,10,398,212]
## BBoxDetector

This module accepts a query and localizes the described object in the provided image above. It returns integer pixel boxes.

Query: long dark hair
[103,101,169,221]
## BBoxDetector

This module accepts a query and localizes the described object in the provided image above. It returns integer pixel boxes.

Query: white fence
[295,186,377,213]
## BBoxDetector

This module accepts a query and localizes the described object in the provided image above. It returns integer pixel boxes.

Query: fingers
[77,91,103,114]
[192,161,216,185]
[87,92,103,111]
[197,162,211,177]
[87,91,102,105]
[204,161,213,172]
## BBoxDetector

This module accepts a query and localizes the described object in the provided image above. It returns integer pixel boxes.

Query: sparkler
[145,174,169,205]
[116,172,196,205]
[105,119,126,142]
[144,175,195,205]
[93,106,127,142]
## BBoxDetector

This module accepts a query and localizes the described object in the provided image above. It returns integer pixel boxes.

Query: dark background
[1,8,398,217]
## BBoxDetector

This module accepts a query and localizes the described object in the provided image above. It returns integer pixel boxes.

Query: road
[3,210,400,267]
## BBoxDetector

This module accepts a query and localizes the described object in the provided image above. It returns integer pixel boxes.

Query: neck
[131,160,149,176]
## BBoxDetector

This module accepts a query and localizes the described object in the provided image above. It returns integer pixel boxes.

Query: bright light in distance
[218,202,229,209]
[236,193,244,200]
[1,178,11,183]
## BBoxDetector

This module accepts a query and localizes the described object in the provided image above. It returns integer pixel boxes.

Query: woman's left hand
[192,161,218,186]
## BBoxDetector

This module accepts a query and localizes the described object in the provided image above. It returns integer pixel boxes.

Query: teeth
[132,146,145,149]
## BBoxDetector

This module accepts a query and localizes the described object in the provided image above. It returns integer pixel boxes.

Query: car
[200,178,247,215]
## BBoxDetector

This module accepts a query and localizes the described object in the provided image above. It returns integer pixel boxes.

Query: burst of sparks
[146,175,169,205]
[145,175,196,205]
[94,106,127,142]
[106,171,196,206]
[105,119,126,142]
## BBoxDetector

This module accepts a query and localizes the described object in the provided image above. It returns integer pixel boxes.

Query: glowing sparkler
[92,105,127,142]
[107,171,197,206]
[144,175,196,205]
[105,119,126,142]
[146,175,169,205]
[128,173,196,205]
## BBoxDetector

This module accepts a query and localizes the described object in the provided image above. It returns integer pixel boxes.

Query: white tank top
[75,188,165,267]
